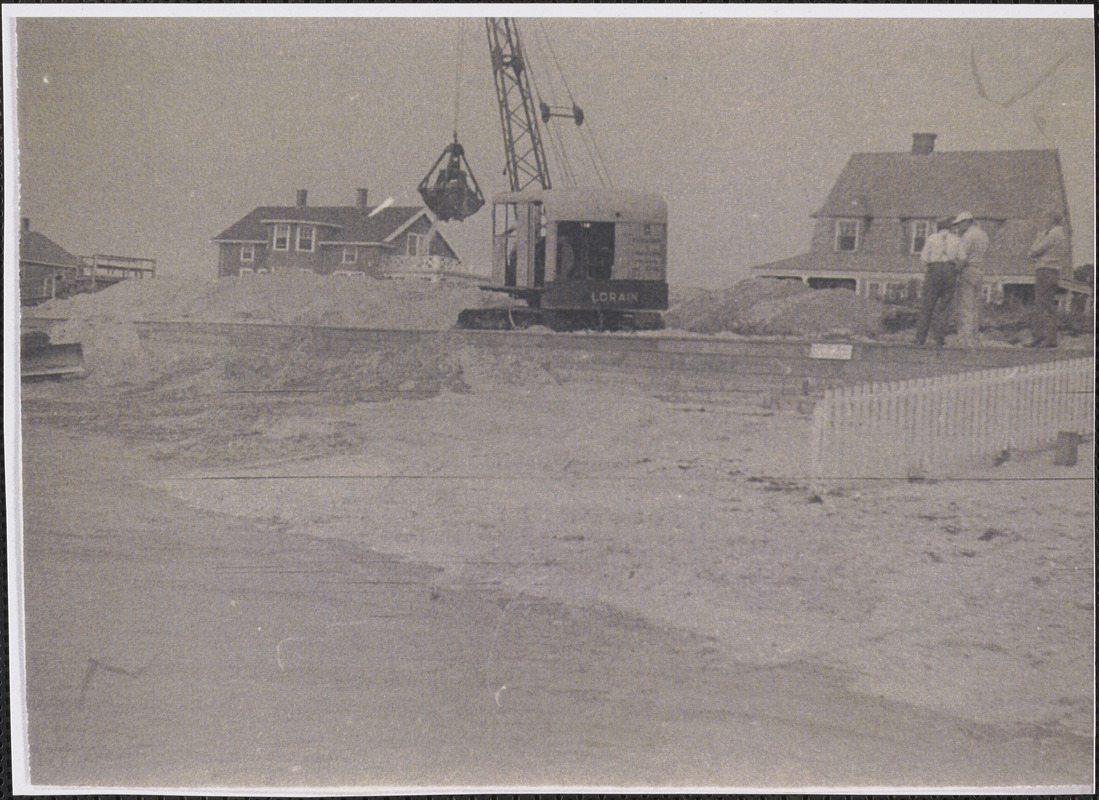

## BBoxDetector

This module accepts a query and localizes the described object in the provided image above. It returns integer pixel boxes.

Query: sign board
[621,222,666,281]
[809,343,854,360]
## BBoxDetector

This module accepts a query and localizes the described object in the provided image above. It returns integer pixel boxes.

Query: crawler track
[456,307,665,332]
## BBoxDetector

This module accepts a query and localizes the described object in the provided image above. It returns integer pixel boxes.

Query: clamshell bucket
[418,136,485,222]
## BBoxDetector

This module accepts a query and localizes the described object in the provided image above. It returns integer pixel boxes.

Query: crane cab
[462,188,668,330]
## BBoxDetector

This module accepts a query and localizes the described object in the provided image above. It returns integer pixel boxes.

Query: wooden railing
[810,358,1094,485]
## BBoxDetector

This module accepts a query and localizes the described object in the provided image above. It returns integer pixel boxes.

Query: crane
[430,18,671,331]
[421,18,590,219]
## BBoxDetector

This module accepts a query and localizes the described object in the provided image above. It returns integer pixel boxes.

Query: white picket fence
[810,358,1095,485]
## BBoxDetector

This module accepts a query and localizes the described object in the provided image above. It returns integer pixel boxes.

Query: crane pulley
[540,100,584,127]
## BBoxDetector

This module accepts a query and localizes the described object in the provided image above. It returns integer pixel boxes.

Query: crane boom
[457,19,669,332]
[486,18,552,192]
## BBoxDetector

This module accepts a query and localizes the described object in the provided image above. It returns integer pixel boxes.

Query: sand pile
[740,288,886,337]
[26,273,883,393]
[36,272,887,340]
[32,272,493,329]
[24,274,499,391]
[665,278,810,334]
[666,278,885,337]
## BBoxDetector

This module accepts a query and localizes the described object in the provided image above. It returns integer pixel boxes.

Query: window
[910,220,932,254]
[885,282,906,303]
[297,225,315,252]
[341,246,357,264]
[557,220,616,280]
[807,276,857,291]
[241,244,255,263]
[274,224,290,251]
[407,232,428,257]
[834,219,860,252]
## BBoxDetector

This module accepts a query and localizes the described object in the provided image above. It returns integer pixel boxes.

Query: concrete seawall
[127,321,1091,406]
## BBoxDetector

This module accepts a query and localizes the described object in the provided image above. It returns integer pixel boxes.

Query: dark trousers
[1032,267,1059,346]
[916,262,956,345]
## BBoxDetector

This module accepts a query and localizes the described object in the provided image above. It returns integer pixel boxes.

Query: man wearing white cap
[952,211,990,349]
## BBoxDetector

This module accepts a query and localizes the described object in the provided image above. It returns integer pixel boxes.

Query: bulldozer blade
[22,343,85,379]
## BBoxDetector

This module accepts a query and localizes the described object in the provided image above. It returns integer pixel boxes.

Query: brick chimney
[911,133,937,155]
[356,188,369,209]
[296,189,308,207]
[22,217,30,232]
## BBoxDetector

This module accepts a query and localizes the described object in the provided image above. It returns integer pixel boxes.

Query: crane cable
[527,24,575,187]
[535,20,613,188]
[524,25,579,188]
[452,18,464,138]
[540,20,611,188]
[529,65,577,188]
[515,22,573,188]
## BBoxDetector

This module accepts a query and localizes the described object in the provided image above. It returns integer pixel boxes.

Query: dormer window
[274,224,290,251]
[241,244,255,263]
[297,224,315,252]
[835,219,861,252]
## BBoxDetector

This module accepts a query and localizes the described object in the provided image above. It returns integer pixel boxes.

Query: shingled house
[19,217,157,306]
[753,134,1092,311]
[213,189,470,281]
[19,218,81,305]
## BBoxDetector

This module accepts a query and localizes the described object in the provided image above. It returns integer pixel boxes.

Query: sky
[6,7,1095,289]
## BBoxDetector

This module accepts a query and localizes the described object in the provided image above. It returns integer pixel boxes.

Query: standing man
[1025,210,1067,348]
[915,216,961,347]
[952,211,990,349]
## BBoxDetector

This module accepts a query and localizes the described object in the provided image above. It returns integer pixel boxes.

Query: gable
[382,209,431,243]
[431,230,458,259]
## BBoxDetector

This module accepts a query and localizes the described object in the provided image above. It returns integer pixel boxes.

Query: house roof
[213,205,437,245]
[815,149,1068,222]
[19,229,80,268]
[752,252,813,273]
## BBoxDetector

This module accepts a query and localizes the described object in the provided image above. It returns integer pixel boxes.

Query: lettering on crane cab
[591,291,640,304]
